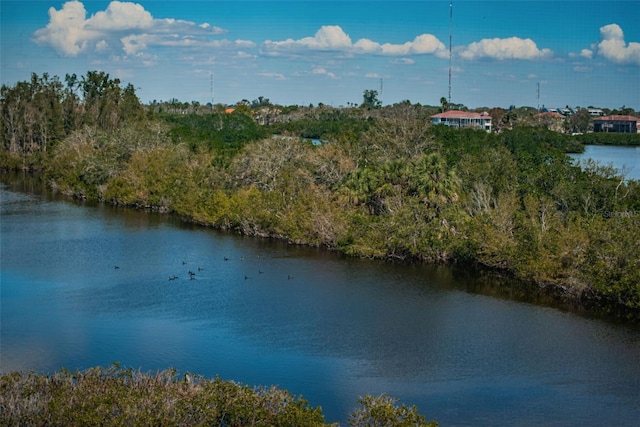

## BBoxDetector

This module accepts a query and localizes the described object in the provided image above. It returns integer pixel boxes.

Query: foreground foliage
[0,366,436,426]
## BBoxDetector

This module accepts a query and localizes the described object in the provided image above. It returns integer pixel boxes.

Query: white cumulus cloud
[407,34,447,56]
[569,48,593,59]
[95,40,109,52]
[264,26,351,52]
[596,23,640,66]
[580,48,593,59]
[311,67,337,79]
[85,1,152,31]
[262,25,446,57]
[32,1,89,56]
[32,0,240,58]
[459,37,553,61]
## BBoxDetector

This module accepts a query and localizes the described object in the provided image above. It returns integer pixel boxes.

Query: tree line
[1,72,639,316]
[1,71,144,168]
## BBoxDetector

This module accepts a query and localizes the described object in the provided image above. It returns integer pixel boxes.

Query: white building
[587,108,605,117]
[431,110,492,132]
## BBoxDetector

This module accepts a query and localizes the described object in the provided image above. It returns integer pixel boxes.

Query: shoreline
[173,202,640,322]
[572,133,640,146]
[2,169,638,324]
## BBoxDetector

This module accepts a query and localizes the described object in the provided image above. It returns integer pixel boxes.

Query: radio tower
[448,0,453,105]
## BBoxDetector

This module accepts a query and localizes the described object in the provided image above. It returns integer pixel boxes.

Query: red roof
[431,110,489,119]
[595,115,639,121]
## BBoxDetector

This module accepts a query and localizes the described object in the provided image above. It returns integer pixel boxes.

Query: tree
[611,105,636,116]
[407,153,460,210]
[341,167,386,215]
[1,72,65,156]
[79,71,141,129]
[1,71,143,169]
[362,90,381,109]
[568,108,592,134]
[63,73,82,134]
[439,96,449,112]
[349,394,438,427]
[501,109,518,130]
[489,107,506,131]
[120,83,144,123]
[251,96,272,108]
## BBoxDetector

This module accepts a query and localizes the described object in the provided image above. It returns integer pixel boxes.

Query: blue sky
[2,1,639,109]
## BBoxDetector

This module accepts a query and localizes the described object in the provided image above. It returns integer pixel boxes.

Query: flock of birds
[113,257,294,282]
[166,261,207,281]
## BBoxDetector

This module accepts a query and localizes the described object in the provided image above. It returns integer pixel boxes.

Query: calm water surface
[569,144,640,180]
[1,177,639,426]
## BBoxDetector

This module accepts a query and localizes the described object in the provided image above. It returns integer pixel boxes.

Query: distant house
[535,112,565,133]
[587,108,605,117]
[541,107,574,115]
[593,115,640,133]
[431,110,492,132]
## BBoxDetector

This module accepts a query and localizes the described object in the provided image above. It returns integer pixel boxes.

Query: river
[569,144,640,180]
[1,175,639,426]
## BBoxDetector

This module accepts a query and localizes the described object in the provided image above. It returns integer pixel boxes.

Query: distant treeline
[572,132,640,146]
[1,72,639,316]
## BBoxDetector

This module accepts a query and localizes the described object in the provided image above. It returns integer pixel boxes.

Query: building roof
[595,115,639,122]
[431,110,490,119]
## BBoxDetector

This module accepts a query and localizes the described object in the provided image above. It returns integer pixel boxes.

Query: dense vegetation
[0,365,437,426]
[572,132,640,146]
[2,72,639,316]
[0,71,143,170]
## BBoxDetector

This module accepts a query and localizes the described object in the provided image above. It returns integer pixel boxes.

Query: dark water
[1,176,639,426]
[569,145,640,180]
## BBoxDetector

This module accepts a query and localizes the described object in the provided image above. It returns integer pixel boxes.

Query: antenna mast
[380,78,384,105]
[537,82,540,111]
[448,0,452,105]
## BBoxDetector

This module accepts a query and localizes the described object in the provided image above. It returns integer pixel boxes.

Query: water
[569,145,640,180]
[1,177,639,426]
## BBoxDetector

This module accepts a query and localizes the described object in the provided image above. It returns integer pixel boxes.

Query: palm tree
[341,167,386,215]
[440,97,449,113]
[408,153,460,210]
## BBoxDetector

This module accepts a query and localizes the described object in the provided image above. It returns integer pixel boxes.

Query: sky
[1,1,639,109]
